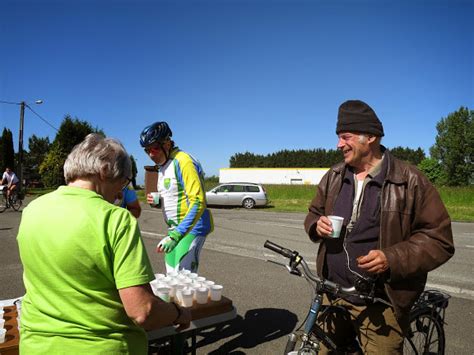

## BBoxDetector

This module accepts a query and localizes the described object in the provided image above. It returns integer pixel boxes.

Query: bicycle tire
[0,194,7,213]
[403,309,445,355]
[10,194,22,211]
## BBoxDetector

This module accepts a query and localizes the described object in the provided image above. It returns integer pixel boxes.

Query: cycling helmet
[140,121,173,147]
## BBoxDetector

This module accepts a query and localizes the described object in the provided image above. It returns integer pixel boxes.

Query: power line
[0,100,20,105]
[26,104,59,132]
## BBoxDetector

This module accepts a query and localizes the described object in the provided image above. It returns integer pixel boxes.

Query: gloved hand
[156,237,178,253]
[156,229,183,253]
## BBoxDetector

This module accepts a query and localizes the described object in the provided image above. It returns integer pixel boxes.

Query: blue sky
[1,0,472,185]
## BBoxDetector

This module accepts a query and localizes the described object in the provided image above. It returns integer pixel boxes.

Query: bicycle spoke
[404,311,444,355]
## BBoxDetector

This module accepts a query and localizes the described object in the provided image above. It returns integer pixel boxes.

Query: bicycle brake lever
[265,258,302,276]
[288,266,302,276]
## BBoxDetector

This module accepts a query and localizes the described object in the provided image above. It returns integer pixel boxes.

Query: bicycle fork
[285,294,323,354]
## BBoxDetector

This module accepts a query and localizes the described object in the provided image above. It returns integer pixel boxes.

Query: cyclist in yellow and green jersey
[140,121,213,273]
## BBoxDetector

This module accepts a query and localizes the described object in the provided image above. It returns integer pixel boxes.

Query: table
[1,297,236,355]
[0,305,19,355]
[147,296,236,354]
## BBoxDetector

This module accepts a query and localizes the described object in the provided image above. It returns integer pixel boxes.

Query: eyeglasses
[144,145,161,154]
[122,177,132,190]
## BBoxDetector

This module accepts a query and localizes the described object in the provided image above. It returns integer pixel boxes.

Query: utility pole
[18,101,26,190]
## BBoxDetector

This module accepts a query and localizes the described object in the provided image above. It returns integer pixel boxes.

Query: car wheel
[242,198,255,209]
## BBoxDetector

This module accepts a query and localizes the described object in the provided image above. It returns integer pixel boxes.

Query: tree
[23,135,51,185]
[418,158,447,185]
[39,144,68,187]
[0,127,15,172]
[430,107,473,186]
[390,146,426,165]
[39,115,102,187]
[53,115,102,153]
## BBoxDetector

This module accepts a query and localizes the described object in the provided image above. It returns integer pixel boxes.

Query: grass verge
[28,184,474,222]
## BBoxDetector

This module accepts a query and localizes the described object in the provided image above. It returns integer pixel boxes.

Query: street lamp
[18,100,43,190]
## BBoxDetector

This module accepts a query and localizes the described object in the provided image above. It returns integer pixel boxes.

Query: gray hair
[64,133,132,183]
[358,134,382,145]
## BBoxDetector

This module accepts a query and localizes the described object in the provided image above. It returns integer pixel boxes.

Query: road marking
[141,231,165,238]
[232,220,302,229]
[426,282,474,301]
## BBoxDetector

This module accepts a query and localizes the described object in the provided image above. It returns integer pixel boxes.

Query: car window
[245,185,260,192]
[233,185,245,193]
[216,185,233,193]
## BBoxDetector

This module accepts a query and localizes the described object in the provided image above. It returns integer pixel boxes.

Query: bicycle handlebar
[264,240,295,259]
[264,239,387,303]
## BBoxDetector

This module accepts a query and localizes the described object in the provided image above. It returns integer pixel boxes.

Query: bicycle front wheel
[0,194,7,213]
[10,194,22,211]
[404,309,445,355]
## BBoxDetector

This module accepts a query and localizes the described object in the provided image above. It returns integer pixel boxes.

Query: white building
[219,168,329,185]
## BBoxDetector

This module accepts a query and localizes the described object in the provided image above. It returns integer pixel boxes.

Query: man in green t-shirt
[17,134,190,354]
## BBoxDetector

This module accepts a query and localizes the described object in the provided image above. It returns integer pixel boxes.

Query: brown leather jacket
[304,150,455,320]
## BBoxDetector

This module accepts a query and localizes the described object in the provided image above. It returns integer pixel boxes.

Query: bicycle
[0,186,23,212]
[263,240,449,355]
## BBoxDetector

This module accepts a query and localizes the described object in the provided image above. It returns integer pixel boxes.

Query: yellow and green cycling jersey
[158,147,213,238]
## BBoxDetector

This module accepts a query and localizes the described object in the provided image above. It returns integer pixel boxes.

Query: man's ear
[367,135,377,144]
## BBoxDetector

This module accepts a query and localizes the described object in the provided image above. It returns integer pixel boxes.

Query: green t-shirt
[17,186,155,354]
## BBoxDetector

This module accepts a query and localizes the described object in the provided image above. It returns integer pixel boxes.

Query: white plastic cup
[150,279,160,291]
[327,215,344,238]
[180,270,191,276]
[14,299,22,310]
[150,192,160,205]
[182,279,193,287]
[175,284,186,304]
[162,276,173,283]
[204,280,215,288]
[154,273,166,280]
[0,318,5,328]
[156,287,171,302]
[181,289,194,308]
[195,287,209,304]
[0,328,6,344]
[210,285,223,301]
[195,276,206,283]
[167,280,179,299]
[166,271,178,279]
[188,273,198,279]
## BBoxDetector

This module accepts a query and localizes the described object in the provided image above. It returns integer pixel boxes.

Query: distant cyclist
[2,167,20,200]
[140,121,213,273]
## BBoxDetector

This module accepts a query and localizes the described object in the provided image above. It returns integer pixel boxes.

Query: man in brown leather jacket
[304,100,454,354]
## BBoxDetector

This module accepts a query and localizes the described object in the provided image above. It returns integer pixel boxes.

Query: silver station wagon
[205,183,268,209]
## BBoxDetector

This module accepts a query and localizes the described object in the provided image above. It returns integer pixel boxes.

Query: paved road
[1,197,473,354]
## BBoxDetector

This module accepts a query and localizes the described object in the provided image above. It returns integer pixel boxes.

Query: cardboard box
[144,165,158,195]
